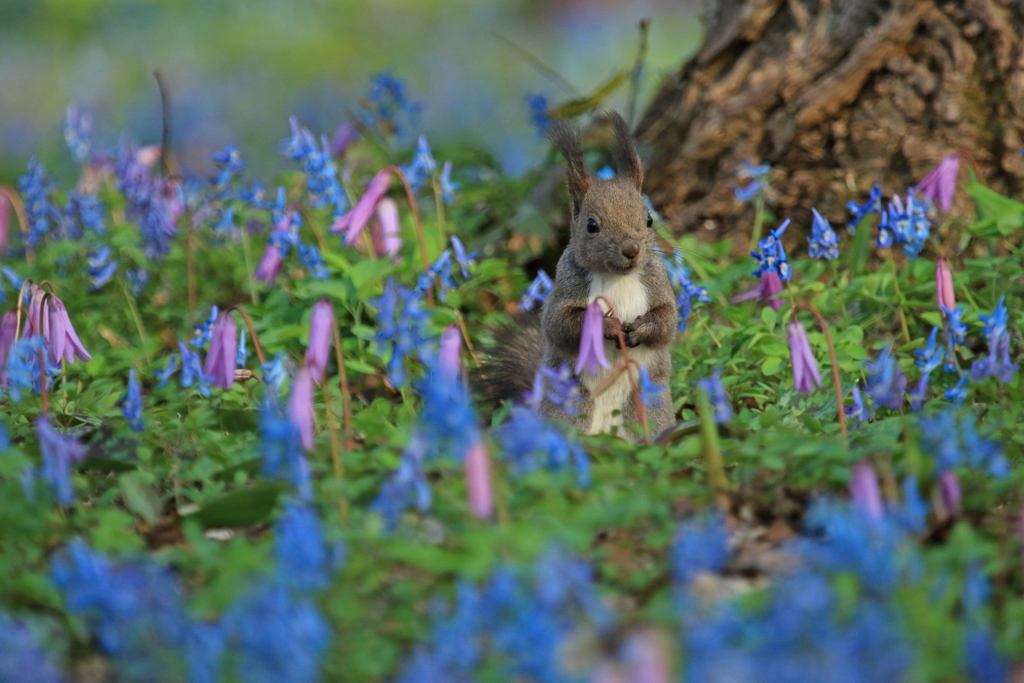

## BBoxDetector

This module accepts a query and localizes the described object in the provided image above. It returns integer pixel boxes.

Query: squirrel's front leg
[621,303,677,349]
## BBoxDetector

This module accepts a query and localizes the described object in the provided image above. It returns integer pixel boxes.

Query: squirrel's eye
[646,214,653,228]
[586,218,599,234]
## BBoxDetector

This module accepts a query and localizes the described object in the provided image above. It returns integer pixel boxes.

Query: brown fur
[476,112,677,440]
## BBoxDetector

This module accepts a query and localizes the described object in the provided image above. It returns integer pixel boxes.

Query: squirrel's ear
[548,120,591,218]
[608,111,643,191]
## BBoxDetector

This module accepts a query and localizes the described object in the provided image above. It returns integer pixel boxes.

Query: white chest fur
[580,272,654,435]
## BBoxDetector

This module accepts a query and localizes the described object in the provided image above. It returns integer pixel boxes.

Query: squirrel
[474,112,677,440]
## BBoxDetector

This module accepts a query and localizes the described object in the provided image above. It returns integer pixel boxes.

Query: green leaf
[190,483,287,529]
[119,472,162,524]
[761,306,777,332]
[761,356,784,375]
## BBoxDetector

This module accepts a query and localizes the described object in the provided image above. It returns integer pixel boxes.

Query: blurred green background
[0,0,701,185]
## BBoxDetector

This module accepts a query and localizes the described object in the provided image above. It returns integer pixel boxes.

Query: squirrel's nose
[620,240,640,260]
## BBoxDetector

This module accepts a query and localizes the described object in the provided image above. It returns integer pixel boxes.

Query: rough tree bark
[636,0,1024,246]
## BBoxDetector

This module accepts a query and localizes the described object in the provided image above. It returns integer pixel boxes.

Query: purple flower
[439,160,458,205]
[787,321,822,393]
[255,243,285,284]
[304,299,334,383]
[439,324,462,387]
[332,169,392,245]
[936,258,955,314]
[850,461,884,522]
[0,310,15,387]
[465,440,493,521]
[575,302,611,376]
[731,270,785,312]
[204,313,237,391]
[289,366,315,451]
[938,469,962,518]
[43,296,92,365]
[915,154,959,212]
[865,345,906,411]
[371,198,402,260]
[330,120,359,158]
[36,416,88,505]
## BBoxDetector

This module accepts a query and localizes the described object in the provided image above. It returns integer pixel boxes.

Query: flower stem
[593,295,648,444]
[238,223,259,306]
[320,381,347,522]
[793,304,848,438]
[831,260,849,323]
[888,252,911,345]
[695,388,730,512]
[227,306,266,365]
[433,177,447,252]
[750,193,766,249]
[120,280,152,365]
[183,211,197,325]
[0,185,33,263]
[329,320,354,450]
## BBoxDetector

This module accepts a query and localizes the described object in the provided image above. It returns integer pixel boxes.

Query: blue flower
[911,328,945,411]
[945,375,969,406]
[965,626,1009,683]
[154,354,178,388]
[221,581,331,683]
[845,385,870,426]
[213,205,236,237]
[6,337,47,401]
[236,329,249,369]
[0,611,68,683]
[415,250,460,302]
[877,189,931,259]
[637,367,664,408]
[697,369,731,424]
[372,436,432,529]
[846,184,882,233]
[191,305,219,348]
[371,279,433,386]
[126,267,149,296]
[751,219,792,281]
[450,236,476,279]
[261,352,289,397]
[62,191,105,237]
[19,158,59,246]
[36,417,89,505]
[275,502,331,592]
[178,340,213,397]
[497,407,590,488]
[365,71,422,139]
[733,160,770,203]
[121,369,143,432]
[185,622,224,683]
[596,166,615,180]
[520,270,554,311]
[211,144,245,193]
[970,296,1018,383]
[941,304,967,350]
[526,363,579,415]
[52,539,187,661]
[864,345,906,412]
[260,399,313,500]
[87,246,117,291]
[297,243,328,280]
[662,252,709,331]
[64,106,92,163]
[115,145,181,260]
[526,93,550,136]
[733,180,761,202]
[808,208,839,260]
[280,117,348,220]
[673,515,730,584]
[439,160,458,204]
[416,359,481,461]
[401,135,437,195]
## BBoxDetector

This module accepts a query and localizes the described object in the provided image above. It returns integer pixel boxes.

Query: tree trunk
[636,0,1024,246]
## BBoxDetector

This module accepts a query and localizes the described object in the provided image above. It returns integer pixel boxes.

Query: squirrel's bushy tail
[471,312,544,411]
